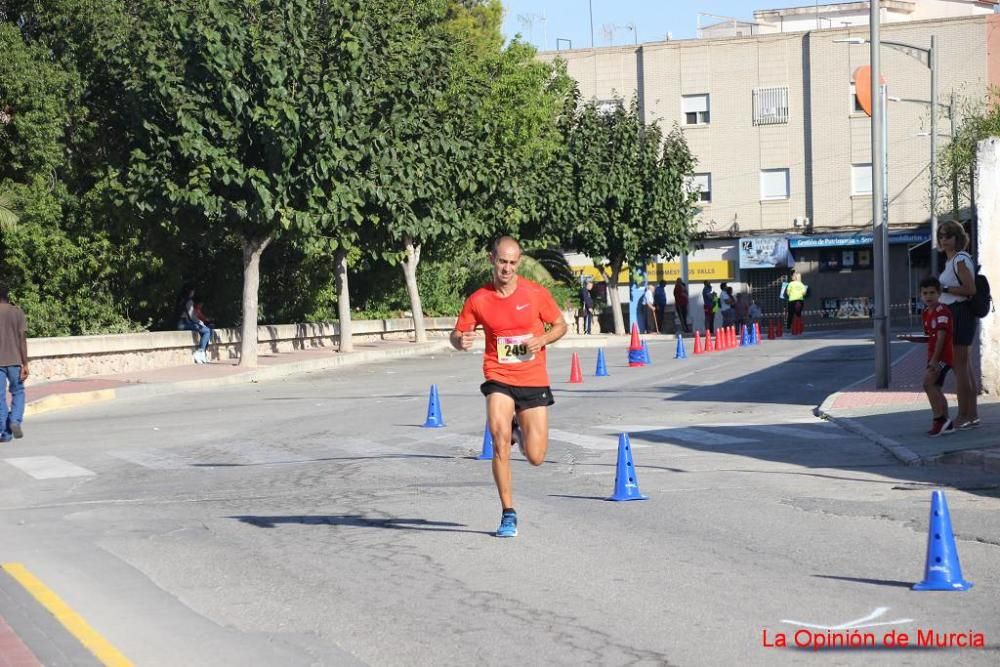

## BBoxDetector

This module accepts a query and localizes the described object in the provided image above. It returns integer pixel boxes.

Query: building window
[682,94,710,125]
[689,173,712,202]
[760,168,790,200]
[753,86,789,125]
[849,82,864,114]
[851,163,873,195]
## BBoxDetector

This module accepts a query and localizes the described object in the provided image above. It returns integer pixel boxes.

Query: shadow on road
[230,514,493,535]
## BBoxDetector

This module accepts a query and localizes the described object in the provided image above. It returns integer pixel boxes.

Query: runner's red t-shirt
[455,278,563,387]
[923,303,953,366]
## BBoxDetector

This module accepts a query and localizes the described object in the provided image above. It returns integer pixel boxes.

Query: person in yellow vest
[785,272,808,331]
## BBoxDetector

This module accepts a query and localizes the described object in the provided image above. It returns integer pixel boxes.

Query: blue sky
[501,0,772,50]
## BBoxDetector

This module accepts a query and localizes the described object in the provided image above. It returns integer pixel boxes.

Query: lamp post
[834,7,890,388]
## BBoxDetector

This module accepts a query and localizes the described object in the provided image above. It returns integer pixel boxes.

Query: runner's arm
[540,316,568,347]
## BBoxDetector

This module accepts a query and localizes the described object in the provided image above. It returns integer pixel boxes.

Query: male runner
[451,237,568,537]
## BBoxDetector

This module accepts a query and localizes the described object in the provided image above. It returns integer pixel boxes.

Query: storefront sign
[649,261,731,281]
[739,236,791,269]
[571,261,731,284]
[789,231,929,249]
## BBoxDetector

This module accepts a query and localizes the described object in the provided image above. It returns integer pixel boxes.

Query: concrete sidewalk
[817,342,1000,472]
[23,333,621,417]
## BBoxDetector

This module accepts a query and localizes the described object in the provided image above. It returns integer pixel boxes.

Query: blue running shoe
[496,511,518,538]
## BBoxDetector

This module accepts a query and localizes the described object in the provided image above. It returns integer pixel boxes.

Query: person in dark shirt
[673,278,690,333]
[0,286,29,442]
[579,279,595,335]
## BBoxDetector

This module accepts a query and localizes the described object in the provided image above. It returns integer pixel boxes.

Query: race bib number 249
[497,334,534,364]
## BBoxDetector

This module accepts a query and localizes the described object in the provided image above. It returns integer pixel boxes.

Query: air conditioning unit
[793,216,811,228]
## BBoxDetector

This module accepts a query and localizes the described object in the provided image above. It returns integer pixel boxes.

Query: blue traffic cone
[641,340,652,365]
[750,322,759,345]
[674,333,686,359]
[913,490,973,591]
[476,423,494,460]
[608,433,647,501]
[422,384,445,428]
[595,348,610,376]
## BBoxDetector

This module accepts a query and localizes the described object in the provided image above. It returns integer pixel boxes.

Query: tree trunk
[606,259,626,335]
[239,235,272,368]
[402,236,426,343]
[334,247,353,353]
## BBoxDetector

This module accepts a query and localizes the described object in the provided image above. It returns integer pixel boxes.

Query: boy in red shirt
[451,237,568,537]
[921,276,955,437]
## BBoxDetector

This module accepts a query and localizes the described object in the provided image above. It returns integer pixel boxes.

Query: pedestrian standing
[702,281,714,333]
[720,284,735,328]
[785,272,807,331]
[579,278,594,335]
[673,278,690,333]
[654,281,668,333]
[451,236,568,537]
[0,287,28,442]
[918,277,956,437]
[643,284,657,334]
[936,220,979,429]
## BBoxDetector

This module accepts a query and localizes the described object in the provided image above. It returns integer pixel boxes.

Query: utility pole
[871,0,891,388]
[589,0,595,48]
[929,35,939,275]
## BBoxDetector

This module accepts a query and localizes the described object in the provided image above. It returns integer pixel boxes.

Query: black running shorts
[480,381,554,411]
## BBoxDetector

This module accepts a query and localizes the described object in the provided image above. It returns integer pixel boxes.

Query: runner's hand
[459,330,477,351]
[526,336,545,354]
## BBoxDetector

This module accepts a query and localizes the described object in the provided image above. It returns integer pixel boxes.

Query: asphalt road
[1,333,998,666]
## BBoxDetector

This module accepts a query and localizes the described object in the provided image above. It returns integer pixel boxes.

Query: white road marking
[781,607,913,631]
[548,429,647,450]
[739,425,842,441]
[4,456,96,480]
[108,448,194,470]
[597,426,755,446]
[235,443,308,465]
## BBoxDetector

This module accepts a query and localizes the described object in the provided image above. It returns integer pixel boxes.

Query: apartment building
[700,0,997,37]
[542,7,1000,325]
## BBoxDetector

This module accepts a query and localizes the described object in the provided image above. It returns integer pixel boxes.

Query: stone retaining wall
[28,317,458,383]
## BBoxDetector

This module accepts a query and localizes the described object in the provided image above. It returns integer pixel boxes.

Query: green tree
[0,18,142,336]
[936,89,1000,220]
[553,95,699,334]
[355,0,493,343]
[123,0,365,365]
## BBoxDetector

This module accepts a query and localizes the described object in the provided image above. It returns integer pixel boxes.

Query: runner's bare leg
[487,393,516,508]
[516,405,549,466]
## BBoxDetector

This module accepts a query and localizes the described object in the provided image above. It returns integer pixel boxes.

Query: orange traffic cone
[767,320,775,340]
[569,352,583,383]
[628,323,645,367]
[693,331,703,354]
[776,318,783,338]
[705,330,714,352]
